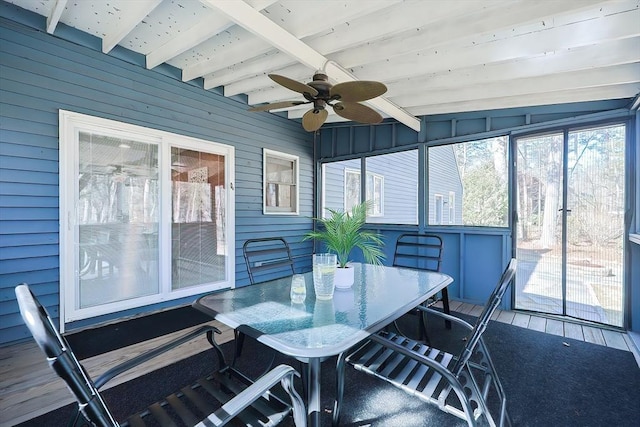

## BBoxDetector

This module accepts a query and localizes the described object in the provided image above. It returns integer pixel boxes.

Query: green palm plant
[303,201,385,268]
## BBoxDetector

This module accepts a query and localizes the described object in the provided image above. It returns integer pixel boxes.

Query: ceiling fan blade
[302,108,328,132]
[333,102,383,124]
[248,100,307,112]
[269,74,319,97]
[330,81,387,102]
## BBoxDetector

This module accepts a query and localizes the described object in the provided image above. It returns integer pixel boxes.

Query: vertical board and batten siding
[0,8,314,344]
[347,227,510,307]
[319,100,634,308]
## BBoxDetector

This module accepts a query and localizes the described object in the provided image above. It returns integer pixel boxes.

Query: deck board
[582,325,606,346]
[563,322,584,341]
[512,313,531,328]
[456,302,476,315]
[496,310,516,324]
[545,319,564,336]
[601,329,629,351]
[527,316,547,332]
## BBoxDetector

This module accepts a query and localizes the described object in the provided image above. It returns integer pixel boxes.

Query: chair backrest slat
[243,238,295,284]
[452,259,517,375]
[393,233,443,272]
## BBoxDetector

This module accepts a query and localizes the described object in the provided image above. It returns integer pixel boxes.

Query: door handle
[558,208,572,213]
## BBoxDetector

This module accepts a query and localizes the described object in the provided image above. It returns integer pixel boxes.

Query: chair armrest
[417,306,475,331]
[94,325,220,389]
[196,364,306,427]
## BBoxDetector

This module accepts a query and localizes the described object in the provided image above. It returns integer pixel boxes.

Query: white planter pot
[334,265,354,289]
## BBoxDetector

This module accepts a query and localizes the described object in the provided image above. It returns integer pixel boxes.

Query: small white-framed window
[263,149,299,215]
[434,194,444,225]
[448,191,455,224]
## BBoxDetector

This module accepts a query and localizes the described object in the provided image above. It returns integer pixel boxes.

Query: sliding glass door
[60,111,235,325]
[514,123,626,327]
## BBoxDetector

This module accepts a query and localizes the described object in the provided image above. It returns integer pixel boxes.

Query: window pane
[429,137,508,227]
[264,150,298,214]
[345,169,361,212]
[322,159,361,217]
[434,194,443,224]
[266,183,293,208]
[365,173,383,216]
[172,148,227,289]
[78,132,159,308]
[266,156,294,183]
[366,151,418,224]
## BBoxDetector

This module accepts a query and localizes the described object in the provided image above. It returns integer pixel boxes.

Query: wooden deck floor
[1,305,638,427]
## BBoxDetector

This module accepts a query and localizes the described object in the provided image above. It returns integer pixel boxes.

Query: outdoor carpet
[18,312,640,426]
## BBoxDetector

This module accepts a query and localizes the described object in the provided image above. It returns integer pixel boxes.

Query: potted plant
[303,201,385,287]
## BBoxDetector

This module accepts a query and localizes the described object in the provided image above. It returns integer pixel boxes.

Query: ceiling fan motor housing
[306,73,333,101]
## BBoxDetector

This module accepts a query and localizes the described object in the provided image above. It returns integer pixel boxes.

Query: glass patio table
[193,262,453,426]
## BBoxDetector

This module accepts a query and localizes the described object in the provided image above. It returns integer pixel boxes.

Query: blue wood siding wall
[0,6,314,344]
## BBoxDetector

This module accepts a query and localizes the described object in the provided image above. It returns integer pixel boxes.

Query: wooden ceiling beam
[146,0,277,69]
[101,0,162,54]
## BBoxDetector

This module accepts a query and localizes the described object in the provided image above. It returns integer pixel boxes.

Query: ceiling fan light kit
[249,72,388,132]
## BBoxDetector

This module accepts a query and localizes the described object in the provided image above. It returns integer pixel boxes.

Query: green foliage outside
[461,163,508,227]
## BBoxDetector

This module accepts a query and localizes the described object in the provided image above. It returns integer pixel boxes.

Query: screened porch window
[428,136,508,227]
[322,150,418,224]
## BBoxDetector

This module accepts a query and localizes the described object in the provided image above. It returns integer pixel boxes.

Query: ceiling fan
[249,73,387,132]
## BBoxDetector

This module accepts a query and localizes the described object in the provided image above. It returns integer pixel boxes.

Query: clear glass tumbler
[312,253,337,300]
[290,274,306,303]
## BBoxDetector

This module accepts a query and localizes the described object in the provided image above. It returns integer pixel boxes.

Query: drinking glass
[290,274,306,303]
[313,253,337,300]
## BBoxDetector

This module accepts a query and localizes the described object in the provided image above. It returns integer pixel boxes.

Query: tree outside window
[428,136,508,227]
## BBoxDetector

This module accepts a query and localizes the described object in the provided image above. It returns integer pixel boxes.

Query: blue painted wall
[0,5,314,344]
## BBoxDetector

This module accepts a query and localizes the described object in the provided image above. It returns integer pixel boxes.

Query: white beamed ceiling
[9,0,640,132]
